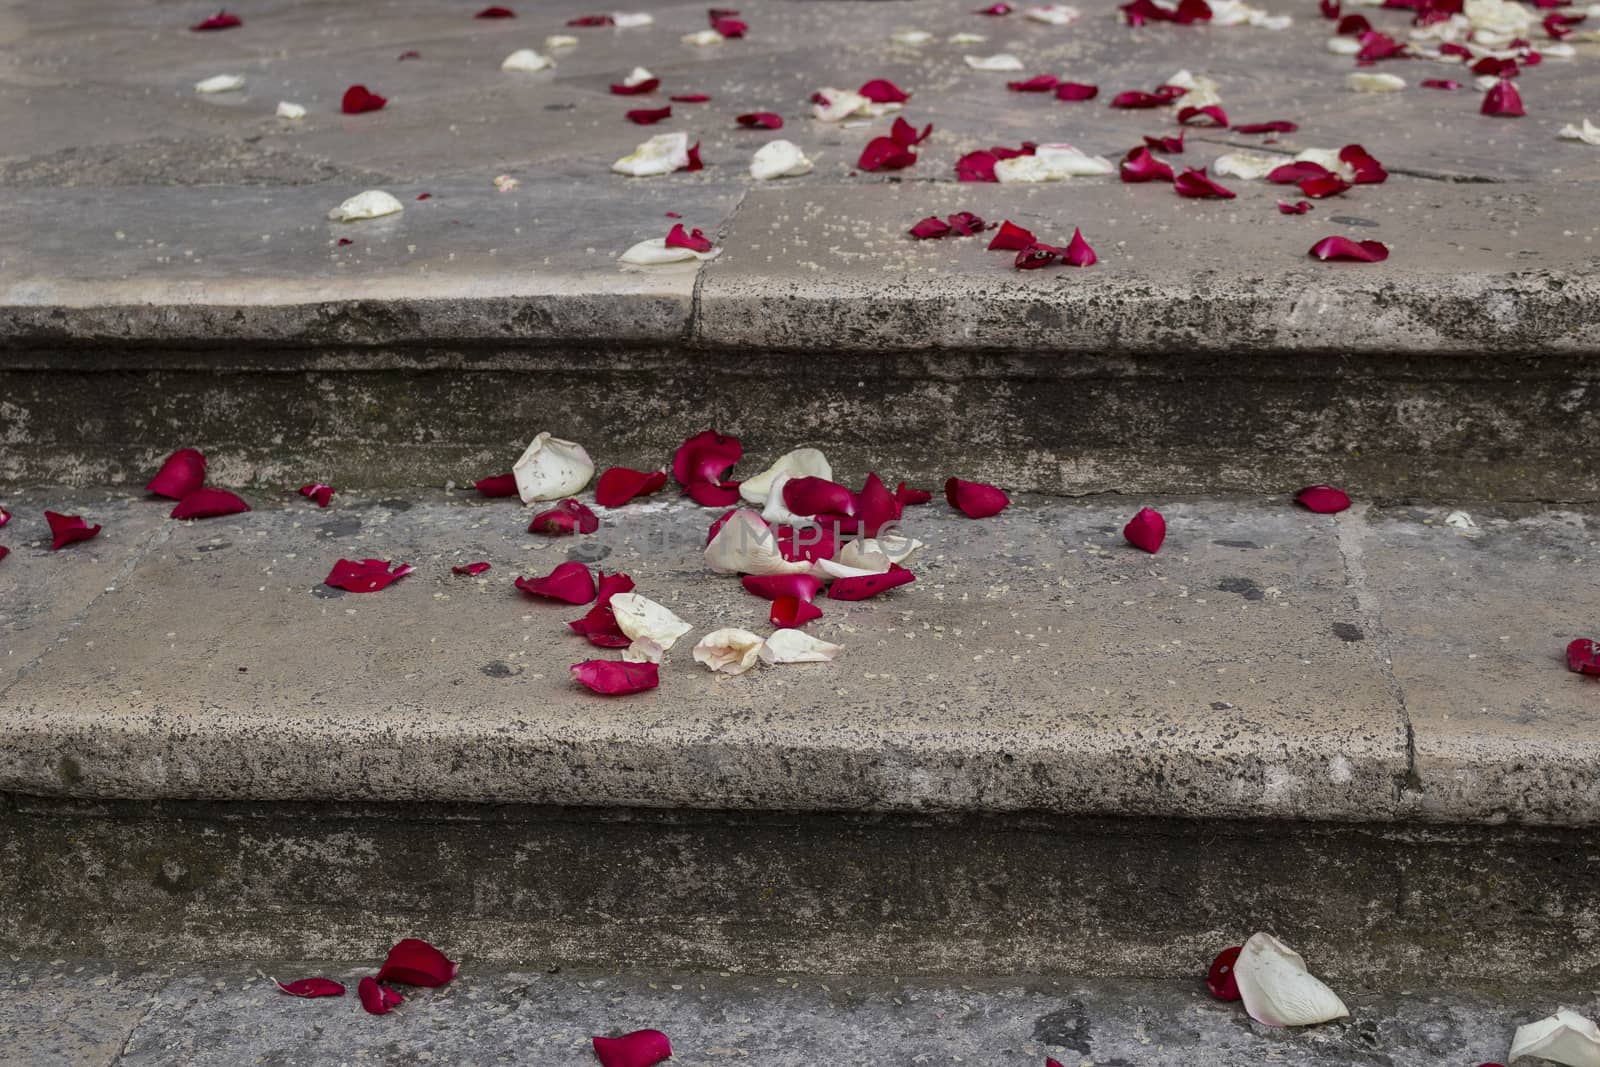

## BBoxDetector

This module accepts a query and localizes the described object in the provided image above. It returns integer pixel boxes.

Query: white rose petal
[760,473,804,525]
[276,101,306,119]
[611,593,693,653]
[511,431,594,502]
[613,132,690,176]
[949,31,987,43]
[1254,11,1293,28]
[1465,0,1533,34]
[1294,147,1346,174]
[705,510,814,576]
[1509,1010,1600,1067]
[613,12,653,28]
[996,143,1113,183]
[1541,41,1576,57]
[812,87,871,122]
[1474,73,1505,92]
[682,28,725,45]
[832,538,898,573]
[327,190,404,222]
[843,534,924,566]
[494,174,521,192]
[621,66,655,88]
[1559,118,1600,145]
[740,448,832,504]
[693,628,766,674]
[815,556,890,581]
[1444,510,1477,529]
[502,49,554,72]
[546,34,579,48]
[1327,35,1362,54]
[619,238,719,266]
[1348,72,1406,92]
[1233,933,1350,1028]
[1410,12,1470,40]
[892,29,934,44]
[759,629,842,664]
[1213,152,1283,180]
[965,53,1025,71]
[622,636,666,663]
[750,139,815,180]
[195,74,245,94]
[1025,4,1081,24]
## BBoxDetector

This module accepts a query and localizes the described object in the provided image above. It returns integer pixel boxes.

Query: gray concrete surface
[1,959,1592,1067]
[3,0,1599,353]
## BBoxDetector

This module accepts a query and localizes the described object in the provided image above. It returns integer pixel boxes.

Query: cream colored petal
[613,132,691,176]
[610,593,693,652]
[1213,152,1282,180]
[812,88,870,122]
[1025,4,1081,24]
[494,174,521,192]
[327,190,404,222]
[276,101,306,119]
[622,636,666,663]
[832,541,894,574]
[619,238,718,266]
[948,31,987,43]
[1509,1010,1600,1067]
[693,628,766,674]
[892,29,934,44]
[996,143,1112,183]
[1443,510,1477,529]
[613,12,654,28]
[195,74,245,94]
[622,65,655,87]
[502,49,554,72]
[705,510,814,576]
[740,448,833,504]
[546,34,579,48]
[861,533,924,565]
[750,140,815,180]
[1559,119,1600,146]
[759,629,842,664]
[1465,0,1533,34]
[1327,35,1361,54]
[965,54,1025,71]
[759,473,804,525]
[512,431,595,502]
[1233,932,1350,1028]
[682,28,725,45]
[815,556,890,581]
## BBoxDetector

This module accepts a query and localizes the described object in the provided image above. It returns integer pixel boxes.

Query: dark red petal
[1175,0,1213,22]
[610,79,661,95]
[0,506,9,528]
[1008,74,1060,92]
[890,117,933,147]
[1471,56,1518,77]
[147,448,207,500]
[1421,78,1462,89]
[596,570,635,605]
[856,473,901,537]
[275,977,346,998]
[1267,161,1333,184]
[1337,13,1373,32]
[516,561,597,604]
[337,238,354,246]
[0,546,8,564]
[530,498,599,536]
[1567,638,1600,676]
[895,482,933,506]
[568,13,615,25]
[743,573,825,601]
[191,11,242,31]
[475,472,518,497]
[910,216,953,239]
[859,78,911,103]
[1206,946,1243,1001]
[572,660,660,695]
[1120,146,1174,182]
[593,1030,673,1067]
[1299,173,1352,198]
[674,430,742,487]
[1014,242,1059,268]
[1055,81,1099,101]
[859,136,917,171]
[1295,484,1353,512]
[596,467,669,507]
[827,563,916,601]
[1481,79,1525,117]
[713,16,748,35]
[956,150,1000,182]
[171,488,251,520]
[670,93,712,102]
[682,142,704,172]
[452,561,492,576]
[341,85,387,114]
[45,511,102,551]
[1339,143,1388,184]
[1123,506,1166,553]
[784,476,857,518]
[773,524,837,564]
[1439,42,1473,59]
[771,595,824,628]
[944,477,1009,519]
[1309,236,1389,262]
[1278,199,1314,214]
[357,977,404,1015]
[686,481,742,507]
[1063,228,1097,267]
[1356,30,1406,59]
[627,106,673,125]
[945,211,986,236]
[1153,84,1188,101]
[475,5,516,16]
[1173,167,1236,199]
[987,219,1036,251]
[665,224,714,252]
[325,558,413,592]
[1144,132,1185,153]
[736,111,784,129]
[1321,0,1340,17]
[1110,90,1170,109]
[376,938,458,987]
[1233,120,1298,134]
[1177,105,1228,127]
[708,8,741,19]
[397,49,421,59]
[568,603,631,646]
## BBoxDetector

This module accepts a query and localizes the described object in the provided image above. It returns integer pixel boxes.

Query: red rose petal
[45,511,101,551]
[774,524,837,564]
[686,482,742,507]
[597,570,635,604]
[1421,78,1462,89]
[530,498,600,536]
[975,1,1013,12]
[1299,173,1352,198]
[1337,12,1373,31]
[889,117,932,149]
[1014,243,1062,270]
[1055,82,1099,101]
[1309,236,1389,262]
[475,472,518,498]
[1178,105,1228,127]
[1175,0,1213,21]
[191,11,242,31]
[171,488,251,520]
[665,224,713,252]
[771,595,824,628]
[1481,78,1524,117]
[896,482,932,506]
[956,150,1000,182]
[1120,146,1174,182]
[1206,946,1243,1001]
[708,8,741,19]
[627,106,672,125]
[341,85,387,114]
[1340,143,1388,184]
[1567,638,1600,676]
[1110,90,1171,109]
[857,473,901,537]
[946,211,986,235]
[674,430,742,488]
[944,476,1009,518]
[376,938,458,987]
[568,14,615,25]
[1356,30,1406,60]
[1472,56,1518,77]
[1439,42,1473,60]
[357,977,404,1015]
[593,1030,673,1067]
[0,506,9,528]
[1008,74,1060,93]
[671,93,711,103]
[713,16,748,35]
[1544,12,1582,38]
[596,467,669,507]
[569,604,631,647]
[860,78,911,104]
[1278,200,1314,214]
[988,219,1036,251]
[827,563,916,601]
[1321,0,1340,17]
[1268,162,1333,184]
[683,142,704,172]
[1295,484,1353,512]
[299,483,334,511]
[1144,131,1185,153]
[0,546,8,564]
[1173,167,1236,199]
[736,111,783,129]
[910,216,953,239]
[1233,120,1298,134]
[743,573,825,601]
[147,448,207,500]
[1063,228,1097,267]
[337,238,354,246]
[397,50,421,60]
[516,560,597,604]
[452,561,491,576]
[325,558,413,592]
[610,79,661,95]
[572,660,660,695]
[784,476,857,518]
[275,977,346,998]
[1123,506,1166,553]
[475,5,515,16]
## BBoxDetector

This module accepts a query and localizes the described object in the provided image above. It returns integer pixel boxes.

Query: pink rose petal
[1173,167,1236,199]
[147,448,207,500]
[1233,120,1298,134]
[1120,146,1174,182]
[859,78,911,104]
[665,224,713,252]
[1481,78,1524,117]
[275,977,346,998]
[596,468,669,508]
[376,938,458,987]
[771,595,824,628]
[452,562,491,576]
[1309,236,1388,262]
[530,499,600,536]
[1008,74,1060,93]
[516,560,597,604]
[1278,200,1314,214]
[325,558,413,592]
[827,563,916,601]
[475,473,518,498]
[1567,638,1600,676]
[1178,105,1228,127]
[191,11,242,31]
[627,106,672,125]
[1123,506,1166,553]
[784,477,857,518]
[611,79,660,96]
[1063,228,1097,267]
[342,85,387,114]
[1207,946,1243,1001]
[171,488,251,520]
[674,430,742,488]
[987,219,1036,251]
[593,1029,673,1067]
[46,511,101,551]
[572,660,660,695]
[1056,82,1099,101]
[743,573,825,601]
[945,476,1009,518]
[357,977,404,1015]
[1295,484,1352,512]
[736,111,783,129]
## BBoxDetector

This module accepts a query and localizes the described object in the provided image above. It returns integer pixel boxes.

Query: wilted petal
[1123,506,1166,552]
[275,977,346,998]
[1309,236,1388,261]
[736,111,784,129]
[1278,199,1314,214]
[1055,81,1099,100]
[475,473,518,497]
[514,432,595,502]
[342,85,387,113]
[171,488,251,520]
[147,448,207,499]
[357,977,404,1015]
[693,627,766,673]
[1207,946,1243,1001]
[945,477,1009,518]
[1295,484,1352,512]
[674,430,742,488]
[325,558,413,593]
[1509,1010,1600,1067]
[46,511,102,551]
[760,628,842,663]
[1121,146,1175,181]
[627,106,673,125]
[1233,932,1349,1027]
[827,563,917,600]
[593,1030,673,1067]
[572,660,660,695]
[613,132,691,177]
[1173,167,1237,198]
[1145,132,1185,152]
[596,467,669,507]
[1481,77,1525,115]
[516,561,597,604]
[1567,639,1600,676]
[452,561,492,576]
[530,498,599,536]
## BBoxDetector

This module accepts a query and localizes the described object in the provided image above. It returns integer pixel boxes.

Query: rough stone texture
[1,959,1593,1067]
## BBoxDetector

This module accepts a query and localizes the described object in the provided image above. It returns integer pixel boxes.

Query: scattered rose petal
[1295,484,1352,512]
[502,49,554,72]
[965,53,1026,71]
[827,563,916,600]
[191,11,242,31]
[1124,506,1166,552]
[693,628,766,674]
[610,69,660,95]
[328,190,403,222]
[743,573,825,601]
[325,558,413,592]
[621,237,718,266]
[570,603,632,647]
[452,562,491,576]
[1178,105,1229,126]
[195,74,245,94]
[771,595,825,627]
[0,507,9,528]
[1559,118,1600,145]
[614,12,654,28]
[611,592,694,657]
[171,488,250,520]
[1347,71,1406,91]
[596,467,669,507]
[860,78,912,103]
[1212,152,1280,180]
[1309,235,1388,261]
[945,211,986,235]
[357,977,404,1015]
[910,216,953,238]
[1056,81,1099,101]
[593,1030,673,1067]
[0,546,8,563]
[1111,90,1172,109]
[707,510,813,576]
[1278,199,1314,214]
[1509,1010,1600,1066]
[750,139,814,180]
[476,5,516,16]
[1233,932,1350,1027]
[568,14,615,25]
[1568,639,1600,676]
[1121,146,1175,181]
[1234,120,1298,133]
[686,482,741,506]
[1008,74,1060,92]
[1027,3,1081,23]
[674,430,742,490]
[665,224,713,252]
[1173,167,1236,198]
[627,106,672,124]
[671,93,711,102]
[783,477,857,519]
[614,132,694,177]
[976,2,1014,13]
[739,448,832,504]
[1145,131,1185,152]
[988,219,1037,250]
[397,49,421,59]
[342,85,387,114]
[517,561,597,604]
[1482,77,1524,116]
[1063,228,1097,266]
[859,136,917,171]
[494,175,521,192]
[945,477,1009,518]
[295,482,334,507]
[956,151,1000,182]
[1422,78,1462,89]
[774,523,837,563]
[1340,143,1388,183]
[530,498,600,536]
[1268,161,1333,184]
[736,111,784,129]
[475,473,518,498]
[992,142,1111,183]
[759,628,842,664]
[1207,946,1244,1000]
[377,939,458,987]
[275,977,346,998]
[1300,173,1352,197]
[896,482,932,506]
[45,511,101,551]
[515,432,595,502]
[147,448,207,500]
